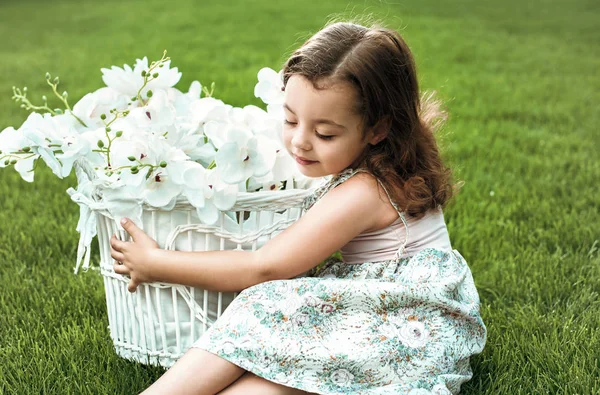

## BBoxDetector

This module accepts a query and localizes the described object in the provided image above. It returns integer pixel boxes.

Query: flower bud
[10,159,17,165]
[100,113,107,120]
[158,64,164,68]
[141,70,147,77]
[127,156,136,161]
[4,159,9,166]
[146,90,153,98]
[53,77,59,85]
[106,171,113,176]
[152,73,159,78]
[54,108,63,114]
[130,165,138,171]
[105,127,111,132]
[131,96,137,101]
[159,161,167,168]
[115,131,123,137]
[42,95,47,102]
[23,87,28,92]
[97,140,105,148]
[62,91,68,99]
[22,146,31,153]
[145,168,153,179]
[131,168,139,174]
[45,72,51,80]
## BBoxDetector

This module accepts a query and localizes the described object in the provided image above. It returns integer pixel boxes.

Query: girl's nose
[291,126,312,151]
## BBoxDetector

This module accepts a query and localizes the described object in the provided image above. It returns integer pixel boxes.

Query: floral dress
[191,169,487,394]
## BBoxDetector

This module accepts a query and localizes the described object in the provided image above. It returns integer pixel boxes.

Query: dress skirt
[191,248,487,394]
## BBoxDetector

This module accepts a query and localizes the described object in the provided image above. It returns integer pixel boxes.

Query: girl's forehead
[284,75,358,116]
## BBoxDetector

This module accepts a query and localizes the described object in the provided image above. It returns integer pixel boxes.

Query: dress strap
[374,178,410,260]
[302,168,365,211]
[302,168,409,258]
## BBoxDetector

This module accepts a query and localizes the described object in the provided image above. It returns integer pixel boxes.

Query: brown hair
[282,22,454,217]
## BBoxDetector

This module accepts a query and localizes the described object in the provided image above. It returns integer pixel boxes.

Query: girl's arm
[112,173,386,292]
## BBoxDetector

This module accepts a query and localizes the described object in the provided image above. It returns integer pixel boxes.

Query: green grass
[0,0,598,393]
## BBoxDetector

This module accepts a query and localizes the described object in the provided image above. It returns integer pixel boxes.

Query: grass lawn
[0,0,598,393]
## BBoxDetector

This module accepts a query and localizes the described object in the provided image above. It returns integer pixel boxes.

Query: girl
[110,21,487,394]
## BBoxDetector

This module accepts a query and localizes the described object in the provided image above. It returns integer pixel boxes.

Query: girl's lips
[295,156,318,165]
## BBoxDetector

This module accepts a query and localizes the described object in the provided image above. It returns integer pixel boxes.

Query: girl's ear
[367,116,391,145]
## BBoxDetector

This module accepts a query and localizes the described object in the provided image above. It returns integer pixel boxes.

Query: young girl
[110,21,487,394]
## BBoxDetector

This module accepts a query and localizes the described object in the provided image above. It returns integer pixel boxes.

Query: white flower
[254,68,285,118]
[329,369,354,386]
[403,260,440,283]
[220,341,236,355]
[291,312,309,327]
[274,372,290,384]
[0,126,38,182]
[128,89,176,133]
[190,97,230,126]
[378,322,397,339]
[20,112,82,178]
[163,123,216,167]
[398,320,430,348]
[254,68,284,106]
[207,124,277,185]
[101,56,182,98]
[195,169,238,225]
[72,87,129,129]
[281,294,304,315]
[168,160,207,208]
[139,138,189,207]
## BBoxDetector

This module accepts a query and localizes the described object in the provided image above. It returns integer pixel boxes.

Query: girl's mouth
[295,156,318,165]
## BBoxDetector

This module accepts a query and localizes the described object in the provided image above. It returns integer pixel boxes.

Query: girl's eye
[316,132,334,141]
[284,119,297,125]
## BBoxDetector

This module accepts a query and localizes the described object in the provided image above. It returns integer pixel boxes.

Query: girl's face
[282,75,375,178]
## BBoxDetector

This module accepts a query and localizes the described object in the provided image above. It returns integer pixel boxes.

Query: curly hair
[282,22,455,217]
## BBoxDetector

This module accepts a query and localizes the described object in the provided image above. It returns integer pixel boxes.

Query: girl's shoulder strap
[302,167,410,259]
[302,168,368,211]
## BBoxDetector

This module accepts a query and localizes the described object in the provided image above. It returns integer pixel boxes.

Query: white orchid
[0,126,38,182]
[3,57,319,244]
[195,169,238,224]
[18,112,86,179]
[190,97,231,127]
[72,87,130,129]
[207,123,277,185]
[101,56,182,99]
[254,67,284,106]
[136,137,190,207]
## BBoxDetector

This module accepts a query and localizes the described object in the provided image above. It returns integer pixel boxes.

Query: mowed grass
[0,0,598,393]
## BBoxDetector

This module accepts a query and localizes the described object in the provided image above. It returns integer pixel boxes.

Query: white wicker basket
[71,162,315,367]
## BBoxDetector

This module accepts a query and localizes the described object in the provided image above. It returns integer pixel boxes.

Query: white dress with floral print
[191,169,487,394]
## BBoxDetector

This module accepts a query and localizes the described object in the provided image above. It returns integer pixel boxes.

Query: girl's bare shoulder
[326,171,401,231]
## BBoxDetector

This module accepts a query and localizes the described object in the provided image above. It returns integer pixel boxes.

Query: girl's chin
[296,164,327,178]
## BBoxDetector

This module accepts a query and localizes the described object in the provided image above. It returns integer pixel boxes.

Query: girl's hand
[110,218,160,293]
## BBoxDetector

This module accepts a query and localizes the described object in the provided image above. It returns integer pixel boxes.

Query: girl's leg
[141,348,245,395]
[217,373,314,395]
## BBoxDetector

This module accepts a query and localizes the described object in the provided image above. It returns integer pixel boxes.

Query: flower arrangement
[0,52,317,272]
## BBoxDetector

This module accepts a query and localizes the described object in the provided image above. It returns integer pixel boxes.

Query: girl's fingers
[110,234,128,251]
[110,249,125,262]
[113,261,130,275]
[127,280,138,293]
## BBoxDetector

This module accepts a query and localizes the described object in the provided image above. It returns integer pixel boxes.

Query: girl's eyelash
[284,120,334,140]
[316,132,334,140]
